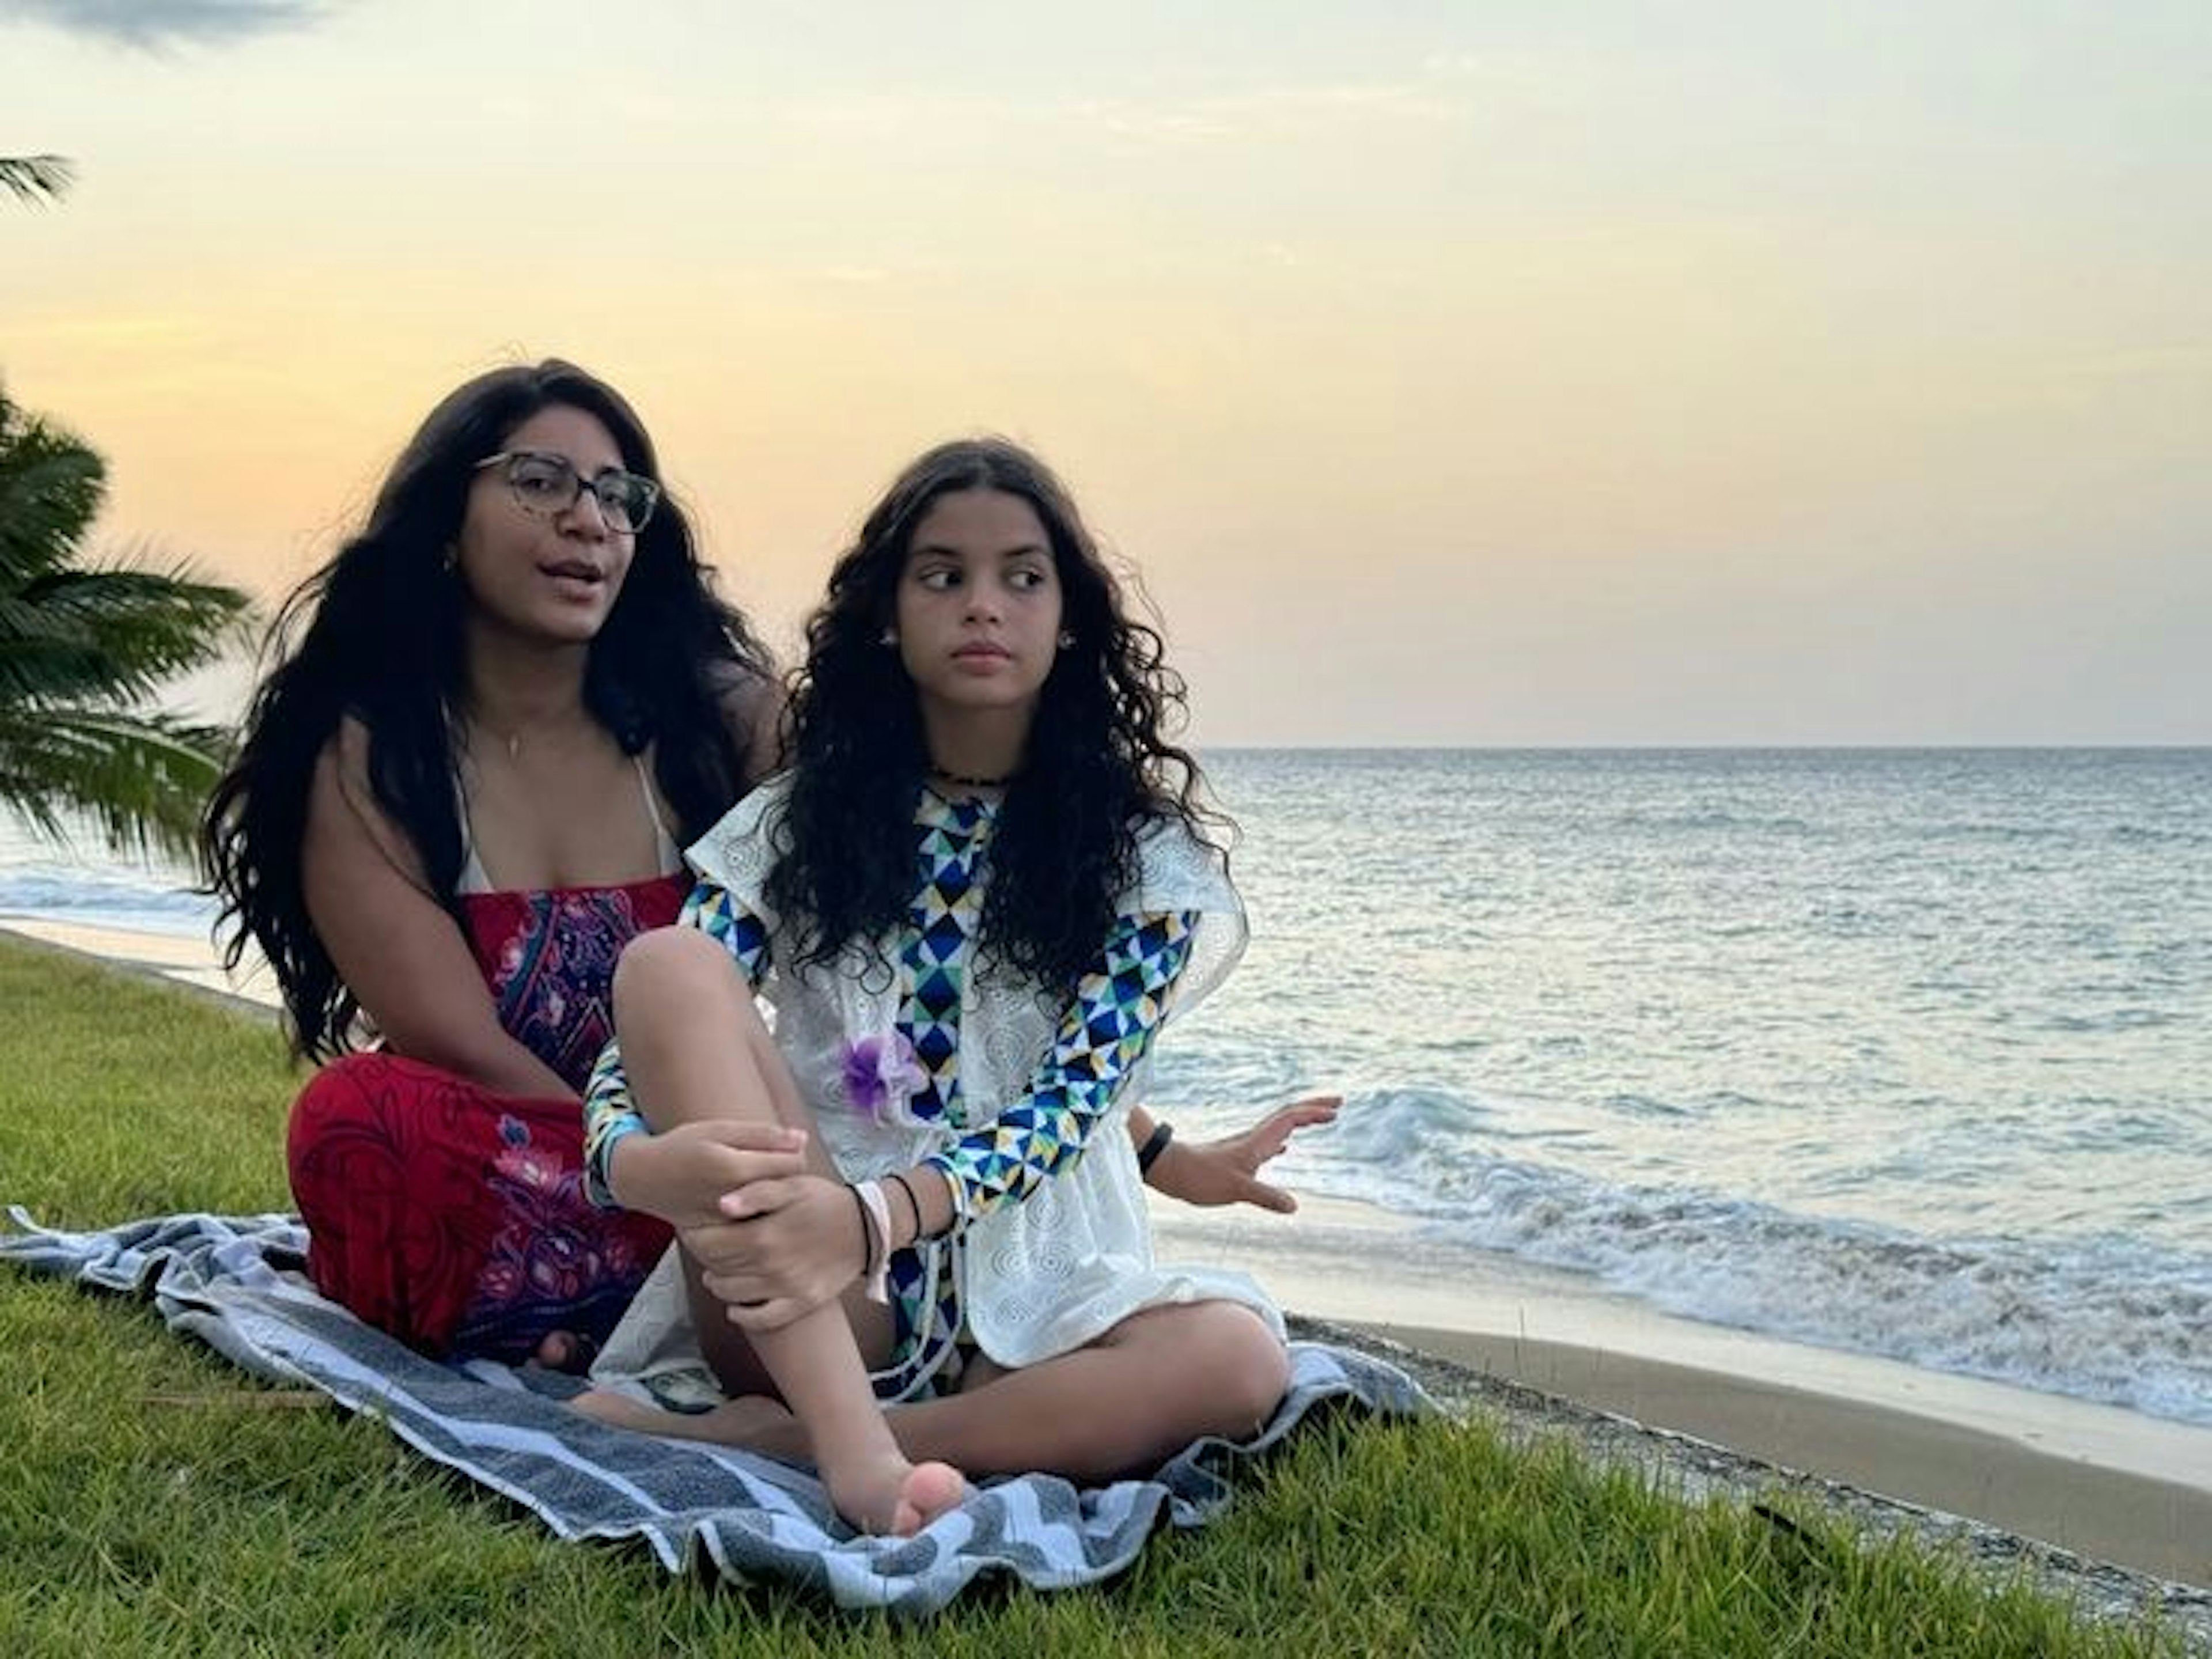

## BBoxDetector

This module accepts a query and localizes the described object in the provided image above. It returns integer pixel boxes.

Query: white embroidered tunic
[584,778,1279,1395]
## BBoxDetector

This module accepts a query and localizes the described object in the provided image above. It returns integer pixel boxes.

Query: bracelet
[846,1181,873,1284]
[850,1180,892,1305]
[885,1171,923,1246]
[585,1112,650,1210]
[1136,1119,1175,1175]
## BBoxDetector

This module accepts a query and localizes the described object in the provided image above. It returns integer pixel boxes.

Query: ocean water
[5,748,2210,1425]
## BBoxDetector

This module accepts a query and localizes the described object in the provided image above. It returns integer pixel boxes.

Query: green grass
[0,934,2188,1656]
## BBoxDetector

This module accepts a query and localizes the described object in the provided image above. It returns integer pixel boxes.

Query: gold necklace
[466,722,525,761]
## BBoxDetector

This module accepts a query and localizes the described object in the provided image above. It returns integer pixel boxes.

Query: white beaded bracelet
[851,1179,893,1305]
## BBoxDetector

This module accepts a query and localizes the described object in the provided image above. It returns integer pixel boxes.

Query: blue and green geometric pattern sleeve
[581,873,773,1207]
[580,1042,642,1209]
[680,875,772,990]
[924,908,1198,1222]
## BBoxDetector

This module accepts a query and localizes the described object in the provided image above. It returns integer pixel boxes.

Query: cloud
[0,0,335,48]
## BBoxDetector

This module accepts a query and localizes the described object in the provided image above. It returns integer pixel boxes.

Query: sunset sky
[4,0,2206,744]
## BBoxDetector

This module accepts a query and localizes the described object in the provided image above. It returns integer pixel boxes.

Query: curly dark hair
[201,358,774,1059]
[766,436,1223,995]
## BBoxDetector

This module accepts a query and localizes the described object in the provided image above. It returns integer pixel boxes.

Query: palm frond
[0,381,258,855]
[0,555,253,704]
[0,155,75,206]
[0,706,235,861]
[0,390,104,579]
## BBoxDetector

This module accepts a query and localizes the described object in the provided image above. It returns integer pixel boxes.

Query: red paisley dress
[286,874,683,1361]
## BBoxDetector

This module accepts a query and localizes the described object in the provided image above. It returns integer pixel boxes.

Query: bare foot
[892,1460,968,1536]
[529,1330,592,1373]
[825,1450,968,1537]
[570,1392,966,1536]
[571,1387,796,1448]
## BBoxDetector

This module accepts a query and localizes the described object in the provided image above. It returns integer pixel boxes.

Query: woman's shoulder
[310,714,431,860]
[706,660,787,783]
[315,714,384,808]
[709,770,794,831]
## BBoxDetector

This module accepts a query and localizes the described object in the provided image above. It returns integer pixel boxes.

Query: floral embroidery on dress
[841,1030,929,1126]
[491,1112,562,1190]
[472,878,686,1093]
[478,1114,646,1314]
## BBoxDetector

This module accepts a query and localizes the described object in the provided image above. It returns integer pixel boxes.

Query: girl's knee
[613,926,747,1024]
[615,923,722,987]
[1184,1302,1291,1430]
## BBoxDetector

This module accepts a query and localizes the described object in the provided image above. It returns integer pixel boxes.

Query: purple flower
[842,1031,927,1124]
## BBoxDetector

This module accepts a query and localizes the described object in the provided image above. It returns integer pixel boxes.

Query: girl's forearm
[885,1164,960,1248]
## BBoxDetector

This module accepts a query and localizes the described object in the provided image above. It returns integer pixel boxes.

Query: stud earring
[441,544,459,574]
[1057,631,1075,649]
[879,626,898,647]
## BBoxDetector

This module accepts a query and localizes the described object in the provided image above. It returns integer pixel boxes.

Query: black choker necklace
[931,766,1015,790]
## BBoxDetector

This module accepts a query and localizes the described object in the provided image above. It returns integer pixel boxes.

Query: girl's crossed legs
[577,927,1286,1515]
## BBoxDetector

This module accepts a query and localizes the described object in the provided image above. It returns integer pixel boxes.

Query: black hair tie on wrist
[886,1170,923,1244]
[1137,1120,1175,1174]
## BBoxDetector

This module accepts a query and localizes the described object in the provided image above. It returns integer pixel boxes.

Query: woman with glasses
[203,359,781,1368]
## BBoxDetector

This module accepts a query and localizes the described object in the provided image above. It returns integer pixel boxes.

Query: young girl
[579,438,1298,1536]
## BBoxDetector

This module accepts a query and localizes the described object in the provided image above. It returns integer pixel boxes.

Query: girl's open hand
[1149,1094,1342,1213]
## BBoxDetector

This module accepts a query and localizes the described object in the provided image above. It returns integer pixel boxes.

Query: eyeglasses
[475,449,660,534]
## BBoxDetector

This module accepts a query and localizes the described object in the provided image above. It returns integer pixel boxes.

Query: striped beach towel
[2,1208,1427,1614]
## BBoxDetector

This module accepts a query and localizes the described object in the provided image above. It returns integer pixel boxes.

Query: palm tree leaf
[0,381,255,856]
[0,155,75,206]
[0,556,252,703]
[0,706,234,861]
[0,393,104,581]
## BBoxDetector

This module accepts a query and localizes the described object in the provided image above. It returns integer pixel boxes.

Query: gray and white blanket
[1,1209,1428,1614]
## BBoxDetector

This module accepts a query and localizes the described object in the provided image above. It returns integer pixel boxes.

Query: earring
[1057,631,1075,649]
[441,544,459,574]
[879,626,898,647]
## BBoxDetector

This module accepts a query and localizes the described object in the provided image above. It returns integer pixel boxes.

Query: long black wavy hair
[765,437,1222,996]
[202,358,773,1059]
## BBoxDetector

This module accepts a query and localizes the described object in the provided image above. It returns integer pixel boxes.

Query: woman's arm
[301,718,572,1100]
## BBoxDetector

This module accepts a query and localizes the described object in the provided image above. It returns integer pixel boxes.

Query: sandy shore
[1153,1199,2212,1592]
[1364,1323,2212,1585]
[9,913,2211,1613]
[0,915,276,1009]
